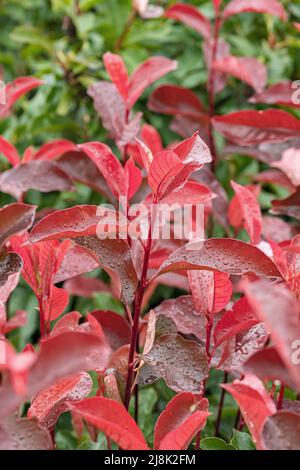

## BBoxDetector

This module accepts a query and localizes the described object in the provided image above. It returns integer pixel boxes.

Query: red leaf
[0,135,21,166]
[128,56,177,108]
[0,203,36,246]
[154,238,281,280]
[124,158,143,199]
[90,310,131,350]
[54,245,99,283]
[188,270,232,318]
[165,3,211,39]
[213,110,300,146]
[0,76,44,119]
[222,374,276,448]
[0,252,23,288]
[0,160,74,199]
[0,414,52,450]
[223,0,287,21]
[243,280,300,391]
[213,56,267,93]
[141,124,163,154]
[154,393,210,450]
[272,148,300,186]
[229,181,262,244]
[0,331,111,418]
[79,142,126,198]
[28,372,93,429]
[103,52,130,101]
[63,276,109,298]
[148,84,206,119]
[69,397,149,450]
[29,205,104,243]
[213,296,259,348]
[261,411,300,450]
[271,187,300,220]
[153,295,206,340]
[33,139,77,161]
[249,81,300,108]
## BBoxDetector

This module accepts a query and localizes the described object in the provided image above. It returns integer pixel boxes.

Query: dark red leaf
[154,238,281,280]
[90,310,131,350]
[165,3,211,39]
[0,203,36,246]
[0,252,23,288]
[0,76,44,119]
[69,397,149,450]
[271,187,300,220]
[33,139,77,161]
[154,393,210,450]
[213,110,300,146]
[128,56,177,108]
[148,84,205,119]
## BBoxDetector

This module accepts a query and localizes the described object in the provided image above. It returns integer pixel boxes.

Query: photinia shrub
[1,0,300,452]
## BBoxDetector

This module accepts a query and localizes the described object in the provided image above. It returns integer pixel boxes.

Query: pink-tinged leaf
[165,3,211,39]
[135,138,153,172]
[154,238,281,280]
[242,346,296,389]
[213,56,267,93]
[223,0,287,21]
[0,414,52,450]
[128,57,177,108]
[213,110,300,146]
[90,310,131,350]
[117,111,142,149]
[0,76,44,119]
[254,169,295,191]
[153,295,206,341]
[104,372,122,403]
[142,334,209,393]
[271,187,300,220]
[261,411,300,450]
[78,142,126,198]
[0,135,21,166]
[173,132,211,165]
[69,397,149,450]
[262,216,295,243]
[74,236,138,305]
[272,148,300,186]
[243,280,300,391]
[203,38,231,93]
[249,81,300,108]
[219,323,268,370]
[0,331,111,418]
[229,181,262,244]
[0,203,36,246]
[0,160,74,199]
[124,158,143,199]
[222,374,276,448]
[63,276,109,298]
[188,270,232,318]
[148,84,206,119]
[0,271,21,330]
[3,310,27,335]
[213,0,222,13]
[154,393,210,450]
[57,151,113,200]
[28,372,93,429]
[33,139,77,161]
[54,245,99,283]
[88,81,126,142]
[213,296,259,348]
[103,52,129,101]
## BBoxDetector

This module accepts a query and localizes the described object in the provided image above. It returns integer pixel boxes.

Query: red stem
[124,198,157,411]
[277,383,285,410]
[207,13,221,171]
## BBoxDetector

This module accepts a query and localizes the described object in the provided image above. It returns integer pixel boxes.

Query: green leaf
[200,437,235,450]
[230,430,256,450]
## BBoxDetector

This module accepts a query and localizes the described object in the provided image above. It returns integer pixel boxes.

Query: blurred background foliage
[1,0,300,449]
